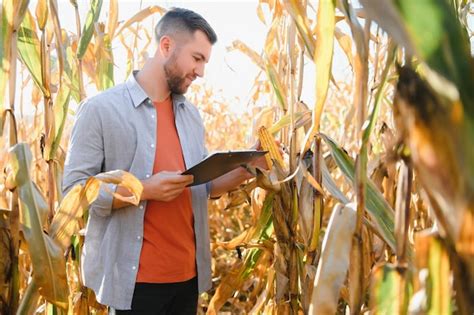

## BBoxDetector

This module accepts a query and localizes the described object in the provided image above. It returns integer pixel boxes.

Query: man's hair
[155,8,217,45]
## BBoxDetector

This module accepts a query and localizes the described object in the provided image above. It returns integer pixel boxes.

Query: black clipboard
[182,150,267,186]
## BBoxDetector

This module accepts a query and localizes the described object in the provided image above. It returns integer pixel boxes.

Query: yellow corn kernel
[258,126,284,169]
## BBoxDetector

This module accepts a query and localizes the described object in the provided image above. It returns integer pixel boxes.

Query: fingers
[163,176,192,184]
[159,171,194,185]
[142,170,195,202]
[251,140,261,150]
[166,175,194,186]
[147,182,188,202]
[156,178,192,201]
[157,171,193,201]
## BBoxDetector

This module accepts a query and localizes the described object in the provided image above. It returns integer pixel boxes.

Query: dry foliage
[1,0,474,314]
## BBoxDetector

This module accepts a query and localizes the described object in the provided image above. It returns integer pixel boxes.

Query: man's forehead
[178,31,212,59]
[174,30,209,45]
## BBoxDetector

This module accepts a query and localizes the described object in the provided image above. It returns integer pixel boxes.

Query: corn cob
[258,126,284,169]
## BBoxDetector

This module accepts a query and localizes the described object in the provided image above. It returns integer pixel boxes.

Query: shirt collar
[125,70,188,109]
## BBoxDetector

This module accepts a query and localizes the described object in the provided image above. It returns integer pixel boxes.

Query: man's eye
[193,56,200,62]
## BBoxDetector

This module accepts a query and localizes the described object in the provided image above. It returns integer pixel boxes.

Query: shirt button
[151,114,155,119]
[150,144,155,148]
[146,174,150,178]
[139,205,144,209]
[147,99,152,105]
[137,236,141,240]
[132,266,136,270]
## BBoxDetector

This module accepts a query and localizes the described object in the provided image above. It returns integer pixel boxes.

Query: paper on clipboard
[182,150,267,186]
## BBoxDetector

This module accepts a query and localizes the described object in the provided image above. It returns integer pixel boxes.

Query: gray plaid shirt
[63,72,212,310]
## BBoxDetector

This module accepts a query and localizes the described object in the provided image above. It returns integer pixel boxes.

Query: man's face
[163,30,212,95]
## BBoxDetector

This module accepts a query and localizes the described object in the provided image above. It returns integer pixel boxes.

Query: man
[63,8,263,314]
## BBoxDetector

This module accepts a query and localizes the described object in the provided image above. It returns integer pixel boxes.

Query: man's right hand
[141,171,194,202]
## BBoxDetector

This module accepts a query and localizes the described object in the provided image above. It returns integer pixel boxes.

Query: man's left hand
[247,139,283,171]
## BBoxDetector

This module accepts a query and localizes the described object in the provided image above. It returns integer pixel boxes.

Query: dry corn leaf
[114,5,166,38]
[35,0,48,30]
[228,40,264,70]
[300,0,335,155]
[94,170,143,206]
[8,143,68,308]
[309,203,356,314]
[107,0,118,39]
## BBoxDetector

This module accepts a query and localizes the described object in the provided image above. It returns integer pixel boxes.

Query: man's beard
[164,54,188,95]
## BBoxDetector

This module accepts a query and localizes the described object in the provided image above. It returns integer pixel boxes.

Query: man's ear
[159,35,173,57]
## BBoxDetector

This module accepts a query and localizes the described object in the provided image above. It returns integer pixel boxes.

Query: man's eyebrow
[193,52,207,62]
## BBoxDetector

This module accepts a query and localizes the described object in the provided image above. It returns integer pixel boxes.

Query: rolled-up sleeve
[63,99,116,217]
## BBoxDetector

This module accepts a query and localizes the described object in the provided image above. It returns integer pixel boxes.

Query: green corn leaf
[17,10,47,96]
[397,0,474,114]
[65,40,81,102]
[97,32,114,90]
[360,0,474,118]
[427,237,452,315]
[265,60,288,111]
[44,81,71,160]
[0,1,12,135]
[370,264,412,314]
[321,134,396,250]
[77,0,103,59]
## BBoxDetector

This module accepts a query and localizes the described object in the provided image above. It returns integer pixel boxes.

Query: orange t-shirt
[136,96,196,283]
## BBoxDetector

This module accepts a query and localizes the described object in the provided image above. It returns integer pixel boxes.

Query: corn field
[1,0,474,314]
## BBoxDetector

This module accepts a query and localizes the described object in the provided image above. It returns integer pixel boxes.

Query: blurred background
[1,0,474,314]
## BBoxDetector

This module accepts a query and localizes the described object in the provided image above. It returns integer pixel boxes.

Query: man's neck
[135,59,171,103]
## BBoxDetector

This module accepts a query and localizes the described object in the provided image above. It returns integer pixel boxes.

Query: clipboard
[182,150,267,186]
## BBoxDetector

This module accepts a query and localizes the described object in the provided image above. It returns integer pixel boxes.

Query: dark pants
[116,277,198,315]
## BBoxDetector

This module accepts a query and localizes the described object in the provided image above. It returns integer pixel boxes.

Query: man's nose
[194,63,205,78]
